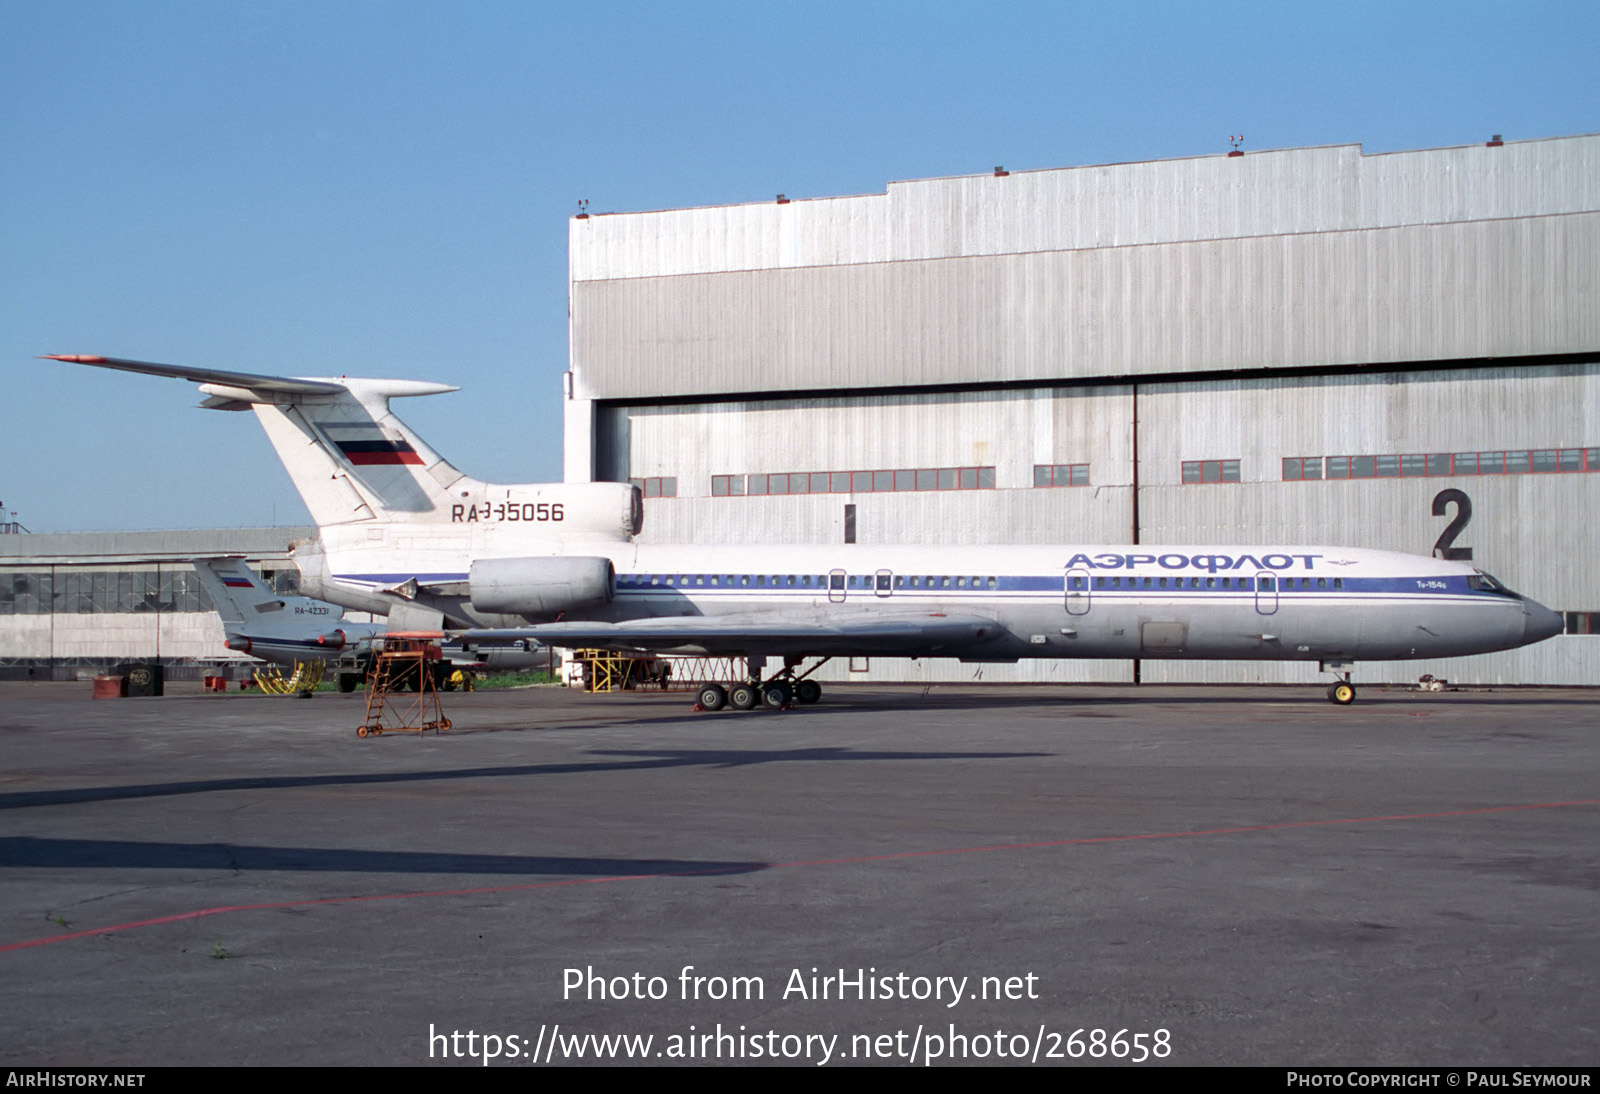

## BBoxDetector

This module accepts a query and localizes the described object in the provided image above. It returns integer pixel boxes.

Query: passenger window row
[1074,575,1347,591]
[618,573,1000,590]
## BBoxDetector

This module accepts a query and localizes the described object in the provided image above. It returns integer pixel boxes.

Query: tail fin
[189,556,342,624]
[43,355,481,528]
[43,355,642,543]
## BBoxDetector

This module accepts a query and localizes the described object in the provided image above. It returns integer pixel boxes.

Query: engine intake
[469,556,614,618]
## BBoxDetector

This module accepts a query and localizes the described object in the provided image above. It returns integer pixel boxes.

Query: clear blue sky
[4,0,1595,531]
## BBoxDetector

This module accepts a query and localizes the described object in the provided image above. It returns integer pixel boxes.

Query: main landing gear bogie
[693,657,830,713]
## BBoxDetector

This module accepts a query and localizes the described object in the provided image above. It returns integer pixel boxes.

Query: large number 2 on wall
[1432,489,1473,561]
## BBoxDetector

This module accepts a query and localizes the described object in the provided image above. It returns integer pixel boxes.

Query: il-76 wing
[458,612,1006,658]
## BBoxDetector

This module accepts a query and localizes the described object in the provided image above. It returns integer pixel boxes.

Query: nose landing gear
[1322,660,1357,705]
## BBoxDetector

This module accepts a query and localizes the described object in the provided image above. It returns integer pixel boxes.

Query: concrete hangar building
[563,132,1600,686]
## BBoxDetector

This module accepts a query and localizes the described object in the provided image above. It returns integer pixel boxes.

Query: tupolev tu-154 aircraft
[43,354,1565,706]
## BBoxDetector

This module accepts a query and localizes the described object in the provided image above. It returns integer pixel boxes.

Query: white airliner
[45,354,1565,706]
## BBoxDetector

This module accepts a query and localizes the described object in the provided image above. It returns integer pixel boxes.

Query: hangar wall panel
[609,386,1135,545]
[2,617,51,659]
[573,213,1598,399]
[1135,364,1600,489]
[572,137,1600,281]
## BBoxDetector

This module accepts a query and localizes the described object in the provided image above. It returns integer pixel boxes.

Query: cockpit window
[1467,571,1507,593]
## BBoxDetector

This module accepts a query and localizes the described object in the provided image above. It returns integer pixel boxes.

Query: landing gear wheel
[794,680,822,705]
[697,683,728,711]
[1327,681,1356,705]
[728,683,759,710]
[762,683,793,709]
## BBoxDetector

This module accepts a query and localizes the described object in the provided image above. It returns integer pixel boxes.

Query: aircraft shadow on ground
[0,747,1050,811]
[518,690,1600,724]
[806,689,1600,711]
[0,836,764,878]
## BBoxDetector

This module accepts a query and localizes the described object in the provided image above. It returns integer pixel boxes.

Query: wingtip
[41,354,109,363]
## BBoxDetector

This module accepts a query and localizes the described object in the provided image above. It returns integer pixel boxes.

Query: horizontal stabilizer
[42,355,347,396]
[41,355,460,403]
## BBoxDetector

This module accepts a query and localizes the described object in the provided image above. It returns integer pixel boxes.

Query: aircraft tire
[794,680,822,704]
[698,683,728,711]
[728,683,759,710]
[1327,681,1356,705]
[762,683,793,709]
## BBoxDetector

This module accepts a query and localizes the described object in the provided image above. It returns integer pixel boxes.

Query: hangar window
[715,467,998,497]
[1565,612,1597,635]
[1033,463,1090,487]
[0,572,52,615]
[1182,460,1240,484]
[1304,447,1597,480]
[630,477,677,498]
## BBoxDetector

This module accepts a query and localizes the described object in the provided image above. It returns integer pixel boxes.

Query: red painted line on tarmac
[4,798,1594,954]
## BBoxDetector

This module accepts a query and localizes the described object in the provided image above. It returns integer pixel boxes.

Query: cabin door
[1065,567,1092,615]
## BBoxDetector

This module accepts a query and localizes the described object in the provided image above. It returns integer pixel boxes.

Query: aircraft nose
[1523,600,1565,645]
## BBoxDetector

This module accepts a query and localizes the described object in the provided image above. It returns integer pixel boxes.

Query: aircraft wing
[458,612,1007,658]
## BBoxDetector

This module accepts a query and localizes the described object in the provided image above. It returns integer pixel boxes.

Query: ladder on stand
[357,635,452,737]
